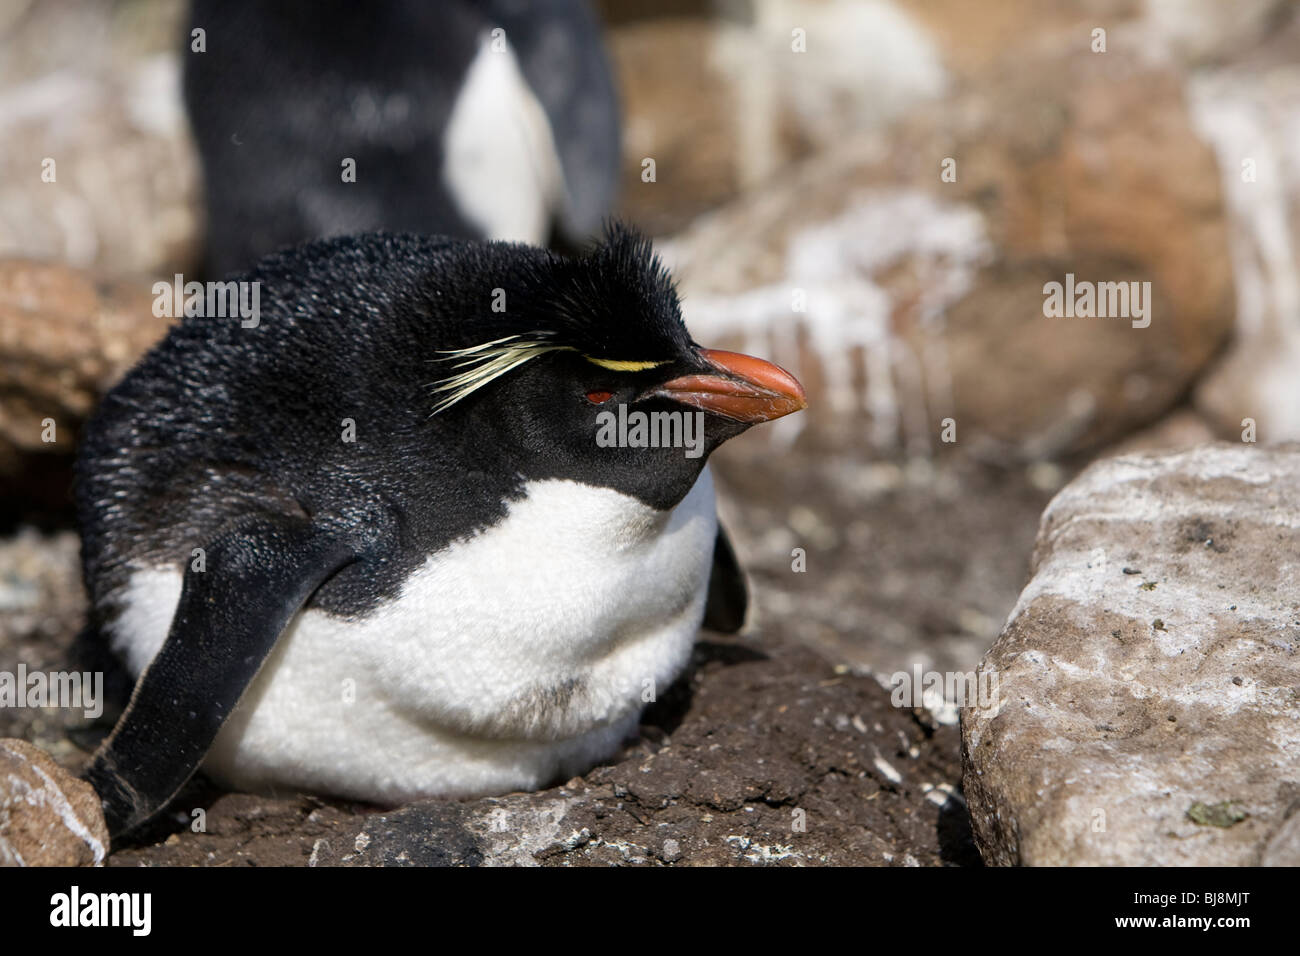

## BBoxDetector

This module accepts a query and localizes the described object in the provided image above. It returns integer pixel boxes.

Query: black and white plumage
[77,229,805,838]
[183,0,620,276]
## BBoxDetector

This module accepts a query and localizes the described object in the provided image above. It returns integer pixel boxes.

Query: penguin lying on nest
[184,0,620,276]
[77,227,806,838]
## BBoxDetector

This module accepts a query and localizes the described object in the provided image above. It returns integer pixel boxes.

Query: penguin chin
[518,448,714,514]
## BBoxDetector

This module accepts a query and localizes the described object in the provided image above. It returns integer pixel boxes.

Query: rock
[598,0,948,234]
[1185,12,1300,443]
[0,529,92,753]
[661,45,1233,458]
[1140,0,1291,66]
[0,4,191,509]
[1262,804,1300,866]
[0,738,108,866]
[109,639,978,866]
[0,259,171,483]
[1107,408,1218,457]
[0,0,199,275]
[963,443,1300,865]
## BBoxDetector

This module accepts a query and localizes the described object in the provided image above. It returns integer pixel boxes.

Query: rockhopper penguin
[184,0,620,276]
[76,227,806,839]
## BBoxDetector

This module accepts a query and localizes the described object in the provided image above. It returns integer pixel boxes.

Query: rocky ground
[106,638,976,867]
[5,0,1300,866]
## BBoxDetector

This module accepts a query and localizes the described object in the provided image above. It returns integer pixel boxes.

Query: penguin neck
[507,466,715,551]
[454,406,714,513]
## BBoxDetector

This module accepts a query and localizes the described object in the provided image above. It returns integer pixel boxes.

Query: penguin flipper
[703,523,748,633]
[84,514,357,839]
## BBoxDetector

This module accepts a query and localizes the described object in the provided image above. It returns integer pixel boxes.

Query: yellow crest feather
[584,357,668,372]
[429,335,572,415]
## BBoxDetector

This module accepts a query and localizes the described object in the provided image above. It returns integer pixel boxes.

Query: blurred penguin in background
[184,0,621,277]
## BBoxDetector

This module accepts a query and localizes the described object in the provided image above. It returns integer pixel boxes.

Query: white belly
[442,34,563,244]
[108,470,718,803]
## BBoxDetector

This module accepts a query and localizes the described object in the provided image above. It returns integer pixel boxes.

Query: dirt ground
[105,638,978,867]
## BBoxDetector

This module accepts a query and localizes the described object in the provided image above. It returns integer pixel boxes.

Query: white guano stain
[674,190,991,450]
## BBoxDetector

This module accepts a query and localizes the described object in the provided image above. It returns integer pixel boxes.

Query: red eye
[586,390,614,405]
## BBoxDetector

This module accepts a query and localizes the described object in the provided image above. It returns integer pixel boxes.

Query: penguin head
[430,226,806,509]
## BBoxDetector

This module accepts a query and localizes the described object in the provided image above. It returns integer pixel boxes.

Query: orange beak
[647,349,807,424]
